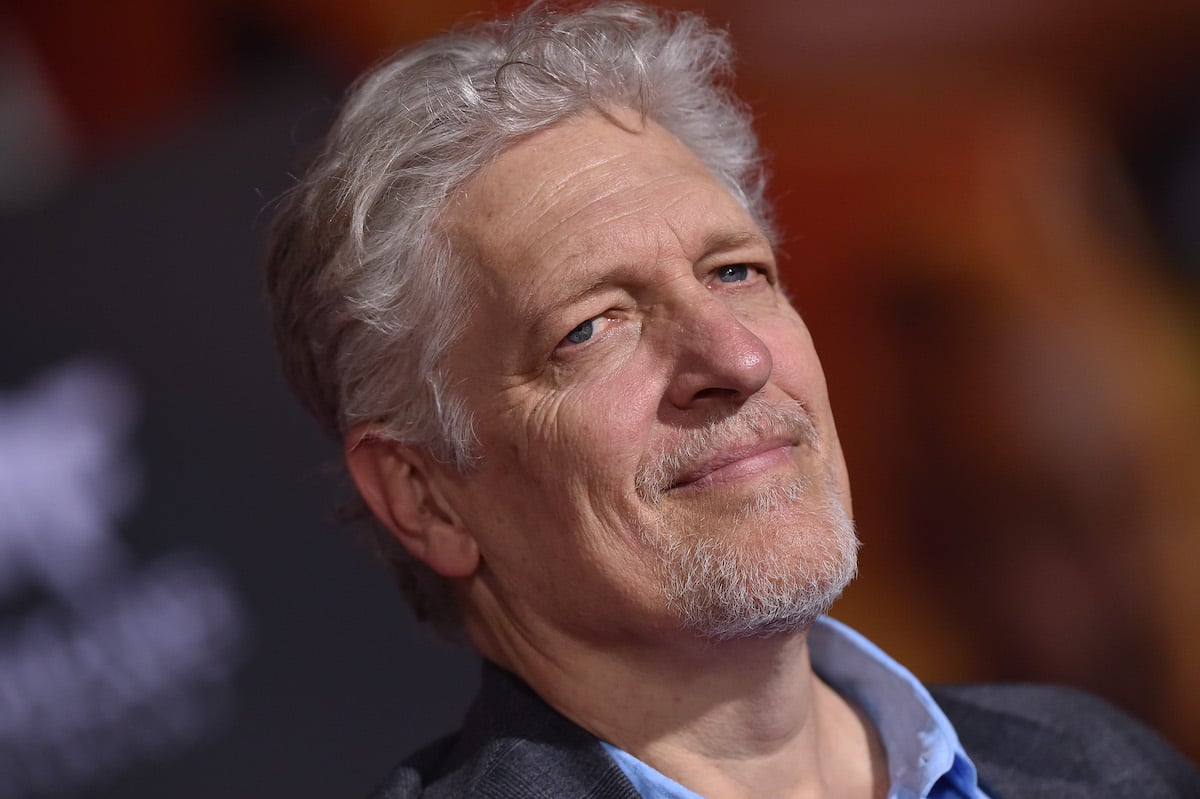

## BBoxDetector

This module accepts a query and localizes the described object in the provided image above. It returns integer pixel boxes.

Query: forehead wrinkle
[521,153,701,256]
[465,158,641,291]
[549,172,704,264]
[526,180,734,320]
[654,185,766,265]
[485,141,634,232]
[503,179,697,328]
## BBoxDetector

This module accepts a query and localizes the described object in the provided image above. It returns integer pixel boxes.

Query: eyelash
[715,263,751,283]
[711,262,771,287]
[559,313,618,349]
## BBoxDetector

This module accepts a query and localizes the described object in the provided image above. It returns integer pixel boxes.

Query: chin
[639,474,860,642]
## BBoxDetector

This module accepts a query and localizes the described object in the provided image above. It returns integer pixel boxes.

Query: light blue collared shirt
[601,616,989,799]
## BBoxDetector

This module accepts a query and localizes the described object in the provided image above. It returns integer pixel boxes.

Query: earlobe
[344,426,480,578]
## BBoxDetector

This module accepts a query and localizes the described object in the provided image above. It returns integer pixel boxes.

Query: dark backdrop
[0,53,478,799]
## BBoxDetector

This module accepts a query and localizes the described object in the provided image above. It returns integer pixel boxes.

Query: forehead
[443,110,764,298]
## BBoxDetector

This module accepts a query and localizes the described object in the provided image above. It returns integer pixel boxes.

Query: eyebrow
[519,267,631,345]
[521,226,774,340]
[699,229,773,256]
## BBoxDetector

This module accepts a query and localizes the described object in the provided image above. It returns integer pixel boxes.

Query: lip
[667,437,797,491]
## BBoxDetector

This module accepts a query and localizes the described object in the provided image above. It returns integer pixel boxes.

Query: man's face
[436,110,856,650]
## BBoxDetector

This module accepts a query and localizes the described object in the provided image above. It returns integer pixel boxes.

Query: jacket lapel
[436,662,642,799]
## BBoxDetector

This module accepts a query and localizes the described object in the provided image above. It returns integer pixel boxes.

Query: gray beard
[638,472,859,641]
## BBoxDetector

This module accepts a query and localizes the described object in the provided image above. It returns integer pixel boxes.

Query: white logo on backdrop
[0,360,249,798]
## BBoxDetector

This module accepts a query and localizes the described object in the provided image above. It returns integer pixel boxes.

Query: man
[266,3,1200,797]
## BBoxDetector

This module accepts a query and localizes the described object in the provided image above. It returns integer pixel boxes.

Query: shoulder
[933,682,1148,733]
[365,728,637,799]
[365,664,639,799]
[365,731,628,799]
[931,683,1200,798]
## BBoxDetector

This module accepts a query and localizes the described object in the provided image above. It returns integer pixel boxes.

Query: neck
[472,616,887,799]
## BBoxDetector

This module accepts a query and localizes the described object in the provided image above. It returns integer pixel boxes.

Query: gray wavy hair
[266,1,773,633]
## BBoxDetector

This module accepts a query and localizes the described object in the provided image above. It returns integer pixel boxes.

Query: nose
[663,296,773,411]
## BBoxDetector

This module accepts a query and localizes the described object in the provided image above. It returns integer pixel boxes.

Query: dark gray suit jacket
[370,663,1200,798]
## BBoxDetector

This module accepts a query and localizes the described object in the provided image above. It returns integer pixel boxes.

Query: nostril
[692,386,739,402]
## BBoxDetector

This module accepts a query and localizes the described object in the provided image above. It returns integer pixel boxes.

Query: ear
[344,425,480,578]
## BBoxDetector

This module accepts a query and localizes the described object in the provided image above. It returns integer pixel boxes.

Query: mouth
[634,397,820,499]
[666,438,798,492]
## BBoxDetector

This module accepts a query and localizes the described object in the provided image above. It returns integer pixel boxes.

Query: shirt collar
[809,616,983,798]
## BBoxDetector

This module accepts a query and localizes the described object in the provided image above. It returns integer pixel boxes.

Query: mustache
[634,396,819,498]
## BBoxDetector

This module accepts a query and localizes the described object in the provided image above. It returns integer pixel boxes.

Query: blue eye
[717,264,750,282]
[565,319,594,344]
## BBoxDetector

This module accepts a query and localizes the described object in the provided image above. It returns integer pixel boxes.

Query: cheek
[464,380,671,618]
[537,381,651,504]
[761,320,853,505]
[472,375,653,535]
[760,319,827,397]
